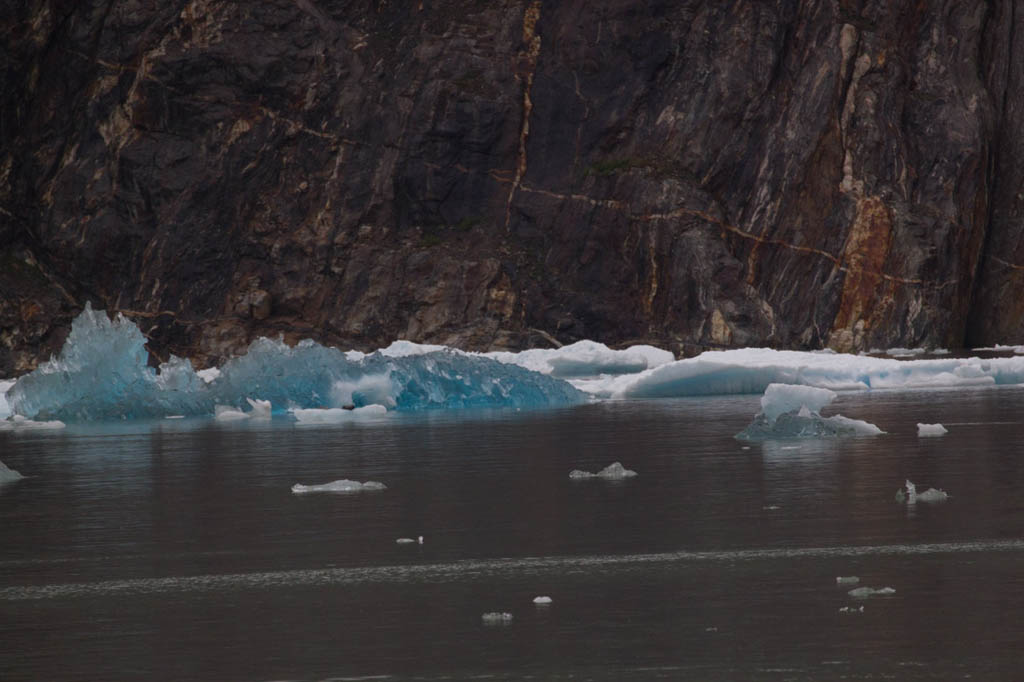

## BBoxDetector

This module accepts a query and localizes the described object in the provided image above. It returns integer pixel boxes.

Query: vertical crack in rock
[504,0,542,232]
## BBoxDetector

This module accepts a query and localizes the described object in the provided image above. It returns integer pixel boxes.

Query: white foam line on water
[4,539,1024,601]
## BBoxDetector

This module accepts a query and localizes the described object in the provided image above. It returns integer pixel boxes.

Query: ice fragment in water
[569,462,638,480]
[917,423,948,437]
[291,480,387,494]
[292,405,388,423]
[839,606,865,613]
[899,479,948,503]
[836,576,860,585]
[848,586,895,598]
[533,596,553,604]
[0,415,66,430]
[481,612,514,624]
[396,536,424,544]
[214,405,249,421]
[736,384,883,440]
[0,459,24,484]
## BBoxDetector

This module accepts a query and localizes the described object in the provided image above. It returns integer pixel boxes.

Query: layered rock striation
[2,0,1022,374]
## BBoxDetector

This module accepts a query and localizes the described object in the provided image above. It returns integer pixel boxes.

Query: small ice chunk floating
[291,479,387,494]
[917,423,948,437]
[848,586,896,598]
[735,384,883,440]
[896,480,949,504]
[569,462,638,480]
[0,459,24,484]
[481,612,514,625]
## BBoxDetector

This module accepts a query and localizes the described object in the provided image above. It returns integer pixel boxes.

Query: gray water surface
[2,389,1024,680]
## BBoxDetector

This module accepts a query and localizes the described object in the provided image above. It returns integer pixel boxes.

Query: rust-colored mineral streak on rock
[505,0,542,231]
[828,196,893,351]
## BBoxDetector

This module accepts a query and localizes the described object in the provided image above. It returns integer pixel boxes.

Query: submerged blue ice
[5,305,587,421]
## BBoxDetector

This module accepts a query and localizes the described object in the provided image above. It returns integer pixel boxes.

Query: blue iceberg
[5,305,587,422]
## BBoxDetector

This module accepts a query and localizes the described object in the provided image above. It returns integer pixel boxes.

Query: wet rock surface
[2,1,1022,374]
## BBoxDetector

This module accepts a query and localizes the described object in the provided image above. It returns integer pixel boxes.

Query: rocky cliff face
[2,0,1022,374]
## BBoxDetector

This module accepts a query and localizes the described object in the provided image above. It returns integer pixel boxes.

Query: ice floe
[839,605,865,613]
[917,423,948,437]
[736,384,884,440]
[214,398,271,421]
[0,415,66,431]
[836,576,860,585]
[396,536,423,545]
[896,480,949,504]
[0,459,24,484]
[533,596,553,604]
[291,404,389,423]
[571,347,1024,399]
[291,479,387,494]
[848,586,895,598]
[481,612,514,624]
[569,462,638,480]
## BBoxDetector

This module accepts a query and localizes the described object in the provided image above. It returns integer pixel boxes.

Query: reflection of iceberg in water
[5,305,587,421]
[736,384,884,440]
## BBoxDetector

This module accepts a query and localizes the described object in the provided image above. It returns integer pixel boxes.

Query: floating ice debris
[705,626,719,632]
[569,462,638,480]
[973,344,1024,354]
[214,405,249,421]
[839,606,865,613]
[762,505,780,511]
[247,398,271,419]
[572,347,1024,400]
[0,414,66,430]
[848,586,895,598]
[836,576,860,585]
[916,487,949,503]
[898,480,949,504]
[533,596,553,605]
[165,415,185,419]
[917,423,948,437]
[736,384,884,440]
[292,405,389,423]
[0,459,24,484]
[481,612,514,624]
[6,305,586,421]
[396,536,424,545]
[291,480,387,494]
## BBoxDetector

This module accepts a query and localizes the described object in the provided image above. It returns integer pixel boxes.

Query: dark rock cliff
[1,0,1022,374]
